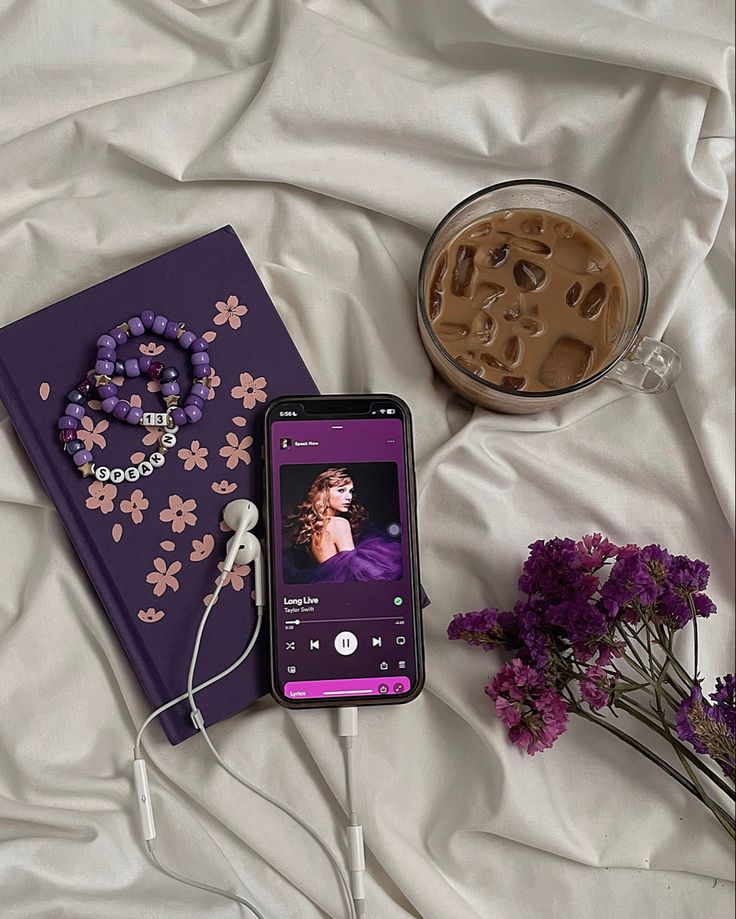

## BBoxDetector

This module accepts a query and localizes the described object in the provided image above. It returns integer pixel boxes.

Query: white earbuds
[222,499,264,606]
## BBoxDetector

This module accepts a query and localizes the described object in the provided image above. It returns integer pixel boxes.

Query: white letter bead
[141,412,168,427]
[165,423,179,435]
[110,468,125,484]
[95,466,111,482]
[138,461,153,477]
[125,466,140,482]
[161,433,177,448]
[149,452,165,468]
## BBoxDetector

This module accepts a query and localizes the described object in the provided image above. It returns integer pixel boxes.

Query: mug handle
[606,336,681,393]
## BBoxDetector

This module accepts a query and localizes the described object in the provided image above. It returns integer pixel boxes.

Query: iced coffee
[425,209,627,392]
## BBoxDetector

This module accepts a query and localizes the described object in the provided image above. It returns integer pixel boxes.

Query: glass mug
[417,180,681,414]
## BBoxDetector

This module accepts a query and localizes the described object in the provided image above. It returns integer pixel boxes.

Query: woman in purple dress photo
[282,467,402,584]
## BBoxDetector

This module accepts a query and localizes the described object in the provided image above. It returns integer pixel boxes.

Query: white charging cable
[337,707,366,918]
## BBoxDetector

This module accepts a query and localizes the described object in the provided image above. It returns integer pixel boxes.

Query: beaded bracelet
[58,311,212,480]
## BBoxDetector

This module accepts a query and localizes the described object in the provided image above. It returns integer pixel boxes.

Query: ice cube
[513,260,546,292]
[554,235,592,273]
[504,295,522,321]
[504,335,524,367]
[512,238,551,256]
[518,316,544,336]
[479,283,506,309]
[481,352,509,371]
[456,354,484,376]
[566,282,582,307]
[537,337,595,389]
[579,282,607,319]
[486,244,510,268]
[468,222,494,239]
[501,375,527,391]
[451,245,476,297]
[520,215,544,235]
[605,286,625,344]
[436,322,470,341]
[428,252,447,321]
[553,220,574,239]
[473,313,496,346]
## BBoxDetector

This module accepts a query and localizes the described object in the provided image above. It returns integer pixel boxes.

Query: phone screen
[266,398,422,705]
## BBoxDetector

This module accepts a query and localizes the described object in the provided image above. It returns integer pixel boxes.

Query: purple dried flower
[579,665,617,710]
[711,674,736,733]
[447,609,507,651]
[600,550,659,618]
[575,533,619,571]
[486,659,569,755]
[545,596,609,645]
[519,538,599,604]
[652,554,716,629]
[677,682,735,778]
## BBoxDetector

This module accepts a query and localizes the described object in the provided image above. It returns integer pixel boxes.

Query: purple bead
[97,347,116,362]
[190,338,209,352]
[128,316,145,336]
[191,351,209,367]
[113,400,131,420]
[97,334,116,350]
[73,449,93,467]
[67,389,86,406]
[170,407,187,426]
[58,416,79,429]
[77,380,93,398]
[191,383,209,400]
[178,331,196,349]
[164,320,180,340]
[152,315,168,335]
[126,406,144,425]
[160,366,179,383]
[95,360,114,376]
[184,404,203,424]
[98,382,118,399]
[147,361,165,381]
[185,394,205,411]
[102,396,120,413]
[109,327,128,346]
[65,402,85,420]
[125,358,141,377]
[114,360,126,378]
[196,365,212,378]
[65,439,85,455]
[138,355,152,373]
[141,310,155,329]
[59,428,76,444]
[161,381,181,397]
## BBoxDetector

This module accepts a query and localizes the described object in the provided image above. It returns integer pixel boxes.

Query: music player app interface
[270,416,417,702]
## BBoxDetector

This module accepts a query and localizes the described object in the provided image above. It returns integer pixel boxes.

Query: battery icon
[386,409,395,414]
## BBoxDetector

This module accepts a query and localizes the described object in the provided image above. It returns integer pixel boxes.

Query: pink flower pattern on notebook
[146,558,182,597]
[121,488,149,525]
[214,295,247,330]
[211,479,237,494]
[138,607,166,623]
[78,416,109,451]
[219,432,253,469]
[160,495,198,533]
[190,534,215,562]
[86,481,117,514]
[178,440,208,471]
[231,372,267,409]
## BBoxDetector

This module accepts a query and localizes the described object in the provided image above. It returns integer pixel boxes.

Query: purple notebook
[0,227,317,744]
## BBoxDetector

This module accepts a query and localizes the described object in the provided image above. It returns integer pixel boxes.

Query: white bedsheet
[0,2,734,917]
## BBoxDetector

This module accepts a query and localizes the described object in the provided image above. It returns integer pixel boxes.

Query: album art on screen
[279,463,403,585]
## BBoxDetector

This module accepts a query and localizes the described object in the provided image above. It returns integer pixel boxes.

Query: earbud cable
[186,575,358,919]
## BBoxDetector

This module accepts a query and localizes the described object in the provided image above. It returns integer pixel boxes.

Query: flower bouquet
[448,535,735,838]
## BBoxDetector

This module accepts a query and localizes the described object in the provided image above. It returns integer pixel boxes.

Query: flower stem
[617,697,735,801]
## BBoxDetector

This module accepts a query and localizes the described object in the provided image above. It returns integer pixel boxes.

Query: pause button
[334,631,358,655]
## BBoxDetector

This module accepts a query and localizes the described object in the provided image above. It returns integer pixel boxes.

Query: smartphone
[264,394,425,708]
